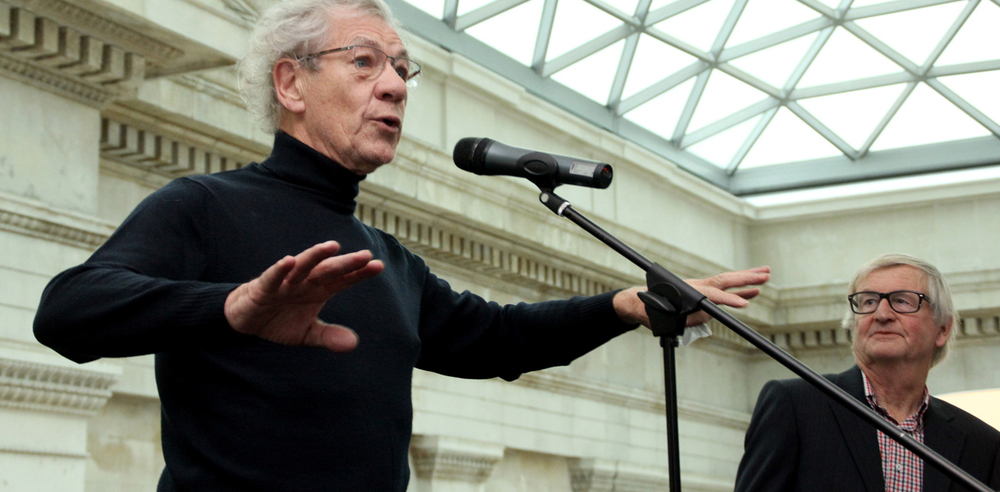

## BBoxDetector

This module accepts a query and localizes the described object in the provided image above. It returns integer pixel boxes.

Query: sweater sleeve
[414,271,637,381]
[33,178,241,364]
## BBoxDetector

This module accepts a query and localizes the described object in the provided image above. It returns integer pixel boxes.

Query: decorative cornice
[514,370,751,430]
[0,191,116,249]
[10,0,183,61]
[409,435,504,483]
[0,357,120,416]
[567,458,670,492]
[1,2,147,106]
[99,114,264,178]
[0,53,116,106]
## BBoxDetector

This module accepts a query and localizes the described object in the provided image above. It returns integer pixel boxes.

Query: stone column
[410,435,505,492]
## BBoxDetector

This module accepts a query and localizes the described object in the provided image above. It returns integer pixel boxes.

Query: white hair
[842,253,959,367]
[237,0,397,133]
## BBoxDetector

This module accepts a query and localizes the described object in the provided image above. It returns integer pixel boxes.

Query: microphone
[453,138,613,189]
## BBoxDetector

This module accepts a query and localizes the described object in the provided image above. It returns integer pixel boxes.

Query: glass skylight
[390,0,1000,195]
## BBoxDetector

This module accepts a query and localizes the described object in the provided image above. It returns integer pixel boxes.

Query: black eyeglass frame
[299,45,421,84]
[847,290,930,315]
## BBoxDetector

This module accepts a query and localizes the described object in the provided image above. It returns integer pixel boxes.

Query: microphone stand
[535,188,994,492]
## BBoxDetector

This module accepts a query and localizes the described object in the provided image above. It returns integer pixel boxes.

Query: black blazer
[735,366,1000,491]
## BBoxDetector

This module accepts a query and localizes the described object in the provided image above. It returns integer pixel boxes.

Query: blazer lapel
[830,367,886,492]
[923,399,965,492]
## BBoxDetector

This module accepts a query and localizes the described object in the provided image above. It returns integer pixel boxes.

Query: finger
[304,322,358,353]
[256,256,296,295]
[705,289,751,308]
[323,259,384,289]
[287,241,341,284]
[731,287,762,300]
[307,251,378,285]
[686,311,710,327]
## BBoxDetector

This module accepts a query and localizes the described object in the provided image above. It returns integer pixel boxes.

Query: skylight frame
[387,0,1000,195]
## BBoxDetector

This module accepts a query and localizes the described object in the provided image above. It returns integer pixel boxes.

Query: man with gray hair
[735,253,1000,491]
[33,0,770,490]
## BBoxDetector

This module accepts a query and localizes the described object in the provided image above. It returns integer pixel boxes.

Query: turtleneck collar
[259,131,365,213]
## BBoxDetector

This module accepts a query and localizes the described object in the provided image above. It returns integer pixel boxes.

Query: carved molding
[568,458,670,492]
[409,435,504,483]
[0,358,120,416]
[0,191,116,249]
[99,114,264,178]
[0,0,146,106]
[514,371,751,430]
[9,0,182,61]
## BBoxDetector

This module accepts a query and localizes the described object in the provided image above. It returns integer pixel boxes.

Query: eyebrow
[351,36,409,59]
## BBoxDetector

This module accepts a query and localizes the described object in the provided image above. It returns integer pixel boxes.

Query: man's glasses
[847,290,929,314]
[301,45,421,87]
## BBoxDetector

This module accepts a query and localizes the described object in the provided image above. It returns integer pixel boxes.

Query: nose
[873,298,896,320]
[375,61,407,103]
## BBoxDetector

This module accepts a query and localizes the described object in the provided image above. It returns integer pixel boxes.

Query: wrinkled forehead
[858,264,928,292]
[326,7,407,57]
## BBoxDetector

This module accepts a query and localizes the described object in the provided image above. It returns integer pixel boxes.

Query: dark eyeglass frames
[847,290,929,314]
[300,45,421,87]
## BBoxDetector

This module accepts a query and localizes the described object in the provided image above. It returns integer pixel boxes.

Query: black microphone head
[453,138,480,172]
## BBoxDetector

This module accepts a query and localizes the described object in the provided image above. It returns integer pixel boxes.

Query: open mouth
[378,117,401,130]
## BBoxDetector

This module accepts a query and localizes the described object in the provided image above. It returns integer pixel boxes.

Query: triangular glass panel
[935,0,1000,66]
[870,82,991,151]
[551,40,626,104]
[688,114,763,168]
[547,0,624,60]
[404,0,446,19]
[740,106,843,168]
[726,0,822,48]
[458,0,496,16]
[727,32,818,90]
[652,0,737,52]
[797,83,906,150]
[649,0,697,13]
[852,2,966,66]
[796,27,902,88]
[621,34,699,99]
[604,0,641,16]
[688,69,770,132]
[465,0,544,66]
[624,78,696,138]
[938,70,1000,126]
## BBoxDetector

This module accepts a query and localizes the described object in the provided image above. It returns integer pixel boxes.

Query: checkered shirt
[862,371,930,492]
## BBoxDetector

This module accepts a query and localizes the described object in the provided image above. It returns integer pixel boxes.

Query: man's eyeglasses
[847,290,929,314]
[300,45,421,87]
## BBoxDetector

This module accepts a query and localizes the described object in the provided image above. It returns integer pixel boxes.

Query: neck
[858,361,929,422]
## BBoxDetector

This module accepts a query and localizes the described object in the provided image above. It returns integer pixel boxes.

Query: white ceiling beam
[454,0,532,31]
[540,24,634,77]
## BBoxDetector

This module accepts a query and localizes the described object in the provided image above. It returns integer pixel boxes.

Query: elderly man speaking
[34,0,770,490]
[736,254,1000,492]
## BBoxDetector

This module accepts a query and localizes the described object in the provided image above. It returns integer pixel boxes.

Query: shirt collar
[862,369,930,431]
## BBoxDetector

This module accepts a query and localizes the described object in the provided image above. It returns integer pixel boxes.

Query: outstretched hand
[614,266,770,328]
[224,241,384,352]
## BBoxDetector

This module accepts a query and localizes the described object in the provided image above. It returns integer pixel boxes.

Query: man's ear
[274,59,307,114]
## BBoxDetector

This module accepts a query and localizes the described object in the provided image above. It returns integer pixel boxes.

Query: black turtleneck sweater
[34,132,635,491]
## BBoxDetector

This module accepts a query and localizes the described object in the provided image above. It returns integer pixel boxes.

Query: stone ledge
[0,191,116,250]
[515,371,751,430]
[0,357,119,416]
[410,435,505,483]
